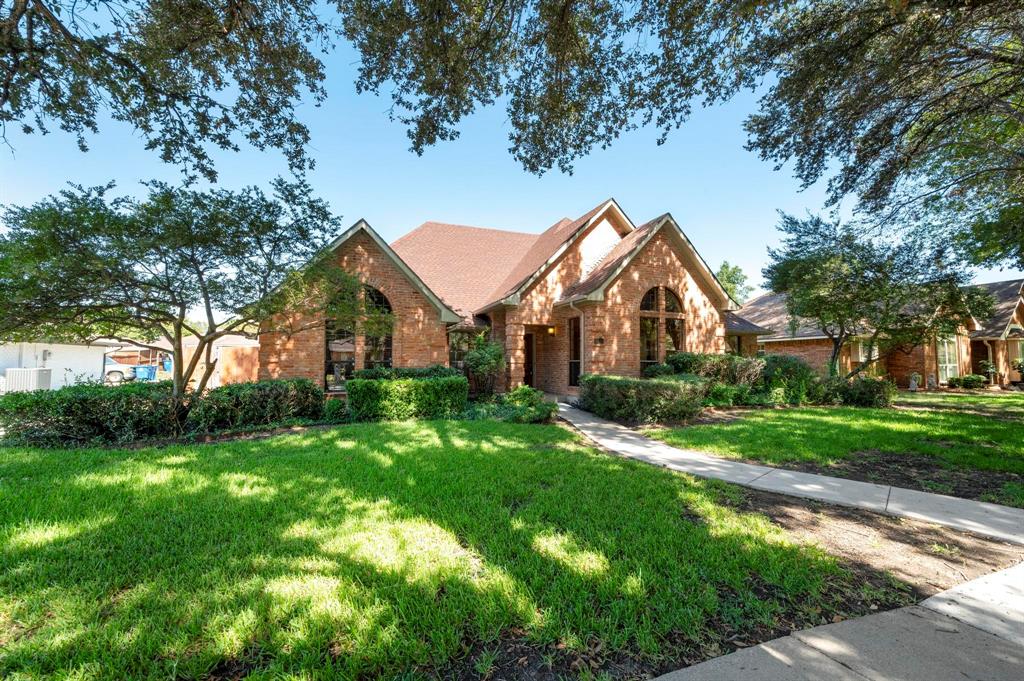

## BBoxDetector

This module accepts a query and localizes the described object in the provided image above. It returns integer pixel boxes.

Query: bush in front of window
[947,374,987,390]
[347,376,469,421]
[579,374,707,425]
[463,334,506,396]
[642,363,675,378]
[352,365,459,380]
[186,378,324,433]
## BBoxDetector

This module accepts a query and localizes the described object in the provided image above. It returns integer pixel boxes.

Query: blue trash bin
[135,365,156,381]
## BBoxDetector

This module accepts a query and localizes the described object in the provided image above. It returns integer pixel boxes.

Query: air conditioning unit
[3,368,52,392]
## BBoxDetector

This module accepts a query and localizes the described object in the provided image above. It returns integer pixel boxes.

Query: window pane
[664,289,682,313]
[365,334,393,368]
[640,317,658,370]
[364,285,392,314]
[640,288,658,312]
[448,332,471,370]
[937,336,958,383]
[325,321,355,392]
[569,317,582,387]
[665,318,684,355]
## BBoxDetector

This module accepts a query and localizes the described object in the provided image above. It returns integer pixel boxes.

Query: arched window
[664,288,682,313]
[363,286,393,370]
[324,285,394,392]
[639,286,686,371]
[640,287,659,312]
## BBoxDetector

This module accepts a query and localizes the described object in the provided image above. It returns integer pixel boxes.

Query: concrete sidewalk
[558,404,1024,545]
[655,561,1024,681]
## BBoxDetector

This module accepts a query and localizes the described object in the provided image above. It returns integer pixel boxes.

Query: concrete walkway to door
[557,404,1024,545]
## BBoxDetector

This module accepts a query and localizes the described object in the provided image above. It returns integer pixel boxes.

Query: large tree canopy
[342,1,1023,263]
[0,180,379,398]
[764,214,989,378]
[1,1,332,180]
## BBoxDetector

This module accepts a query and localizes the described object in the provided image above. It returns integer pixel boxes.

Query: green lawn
[0,421,903,679]
[895,390,1024,419]
[646,404,1024,507]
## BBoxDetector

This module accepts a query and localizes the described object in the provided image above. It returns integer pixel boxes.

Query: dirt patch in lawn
[771,449,1024,508]
[437,484,1022,681]
[733,487,1022,598]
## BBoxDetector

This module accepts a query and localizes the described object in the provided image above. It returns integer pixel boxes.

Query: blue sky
[2,42,1021,293]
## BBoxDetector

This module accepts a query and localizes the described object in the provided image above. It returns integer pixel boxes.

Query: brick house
[736,279,1024,387]
[258,199,738,396]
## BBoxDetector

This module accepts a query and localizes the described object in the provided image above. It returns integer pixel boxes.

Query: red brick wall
[759,339,841,376]
[501,218,728,395]
[258,230,450,385]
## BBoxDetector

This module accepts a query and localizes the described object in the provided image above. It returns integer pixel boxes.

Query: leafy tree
[340,1,1023,266]
[763,214,989,378]
[0,180,385,399]
[1,1,333,180]
[716,261,753,303]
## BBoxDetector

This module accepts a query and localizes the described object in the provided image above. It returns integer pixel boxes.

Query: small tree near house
[764,214,991,379]
[0,180,382,401]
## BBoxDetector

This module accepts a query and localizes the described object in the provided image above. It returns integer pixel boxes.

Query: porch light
[547,326,556,335]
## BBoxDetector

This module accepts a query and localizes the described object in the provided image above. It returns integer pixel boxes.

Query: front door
[523,333,535,387]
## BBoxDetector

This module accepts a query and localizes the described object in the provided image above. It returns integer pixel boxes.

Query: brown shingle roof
[737,292,828,341]
[391,222,539,319]
[968,278,1024,339]
[478,200,614,310]
[559,216,662,301]
[724,311,773,335]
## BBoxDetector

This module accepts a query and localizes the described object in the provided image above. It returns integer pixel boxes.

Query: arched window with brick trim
[363,285,393,370]
[639,286,687,372]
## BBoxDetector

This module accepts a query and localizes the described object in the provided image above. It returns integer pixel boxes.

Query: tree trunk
[828,337,844,378]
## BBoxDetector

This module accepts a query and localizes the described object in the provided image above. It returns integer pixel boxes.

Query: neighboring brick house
[967,279,1024,385]
[737,280,1024,388]
[259,199,738,395]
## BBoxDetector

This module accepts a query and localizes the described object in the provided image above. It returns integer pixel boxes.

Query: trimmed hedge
[186,378,324,432]
[347,376,469,421]
[947,374,988,390]
[0,381,183,447]
[579,374,707,424]
[351,364,460,380]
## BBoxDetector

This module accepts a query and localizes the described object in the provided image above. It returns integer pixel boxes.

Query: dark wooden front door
[523,333,535,387]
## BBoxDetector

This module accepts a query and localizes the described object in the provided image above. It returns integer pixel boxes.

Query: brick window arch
[639,286,687,372]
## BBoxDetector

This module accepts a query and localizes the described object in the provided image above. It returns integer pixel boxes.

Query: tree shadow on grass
[0,422,908,679]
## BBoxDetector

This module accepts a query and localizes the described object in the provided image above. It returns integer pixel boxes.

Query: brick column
[505,321,526,391]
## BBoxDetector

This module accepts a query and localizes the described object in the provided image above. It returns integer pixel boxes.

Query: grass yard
[0,421,909,680]
[646,401,1024,508]
[895,389,1024,419]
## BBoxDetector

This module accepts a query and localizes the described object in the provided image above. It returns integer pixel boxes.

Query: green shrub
[642,363,675,378]
[946,376,963,388]
[186,378,323,433]
[959,374,988,389]
[323,398,351,424]
[579,374,707,424]
[705,382,751,407]
[0,381,183,447]
[352,364,459,380]
[347,376,469,421]
[810,377,847,406]
[840,377,897,408]
[761,354,818,405]
[463,333,505,396]
[463,386,559,424]
[665,352,765,385]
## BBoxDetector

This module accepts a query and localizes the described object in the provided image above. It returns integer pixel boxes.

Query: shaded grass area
[646,406,1024,508]
[1,422,907,679]
[895,390,1024,419]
